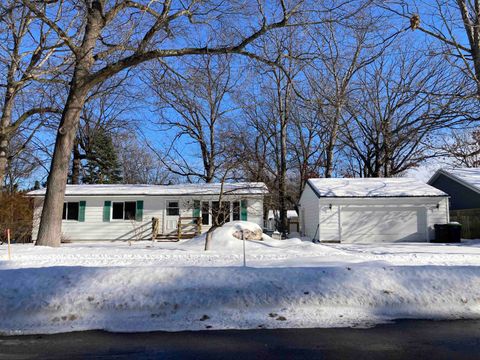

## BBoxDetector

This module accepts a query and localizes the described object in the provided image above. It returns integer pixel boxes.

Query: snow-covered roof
[429,168,480,193]
[267,210,298,220]
[27,182,268,197]
[306,178,447,198]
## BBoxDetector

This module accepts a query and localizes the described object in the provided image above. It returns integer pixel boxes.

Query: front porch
[152,216,202,241]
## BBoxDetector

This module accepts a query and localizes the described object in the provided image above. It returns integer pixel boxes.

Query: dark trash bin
[433,223,462,243]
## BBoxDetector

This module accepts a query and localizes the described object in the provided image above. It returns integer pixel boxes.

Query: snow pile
[1,265,480,335]
[2,240,480,334]
[184,221,266,250]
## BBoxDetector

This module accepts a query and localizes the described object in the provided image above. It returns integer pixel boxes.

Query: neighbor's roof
[306,178,447,198]
[27,182,269,197]
[428,168,480,194]
[267,210,298,219]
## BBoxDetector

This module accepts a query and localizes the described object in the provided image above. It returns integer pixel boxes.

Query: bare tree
[3,136,41,192]
[116,132,175,184]
[232,28,306,235]
[438,129,480,167]
[0,1,64,188]
[340,47,469,177]
[288,104,324,200]
[303,10,392,178]
[70,76,134,184]
[385,0,480,97]
[26,0,310,246]
[148,55,238,183]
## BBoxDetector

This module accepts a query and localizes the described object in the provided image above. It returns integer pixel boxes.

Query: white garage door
[341,207,425,243]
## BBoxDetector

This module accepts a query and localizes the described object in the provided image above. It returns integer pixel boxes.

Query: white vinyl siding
[31,194,264,242]
[298,184,320,240]
[314,197,449,243]
[299,185,449,243]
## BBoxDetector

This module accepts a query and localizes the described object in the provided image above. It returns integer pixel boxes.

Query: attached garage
[298,178,449,243]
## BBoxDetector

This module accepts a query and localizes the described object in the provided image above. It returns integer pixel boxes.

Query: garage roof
[307,178,447,198]
[27,182,268,197]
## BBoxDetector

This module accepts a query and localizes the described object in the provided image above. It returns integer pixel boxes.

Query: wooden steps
[151,216,202,241]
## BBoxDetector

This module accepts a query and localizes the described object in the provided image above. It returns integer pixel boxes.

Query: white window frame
[62,202,80,222]
[111,201,137,221]
[205,200,241,225]
[166,200,180,216]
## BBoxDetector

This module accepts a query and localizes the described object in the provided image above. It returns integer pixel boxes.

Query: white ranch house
[299,178,449,243]
[28,183,267,242]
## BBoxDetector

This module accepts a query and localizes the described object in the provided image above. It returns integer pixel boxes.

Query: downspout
[317,201,321,242]
[338,205,342,242]
[425,206,430,242]
[446,197,450,223]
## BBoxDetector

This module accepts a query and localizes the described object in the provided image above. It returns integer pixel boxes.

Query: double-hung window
[201,202,210,225]
[211,201,231,225]
[232,201,240,221]
[62,202,79,221]
[167,201,180,216]
[112,201,137,220]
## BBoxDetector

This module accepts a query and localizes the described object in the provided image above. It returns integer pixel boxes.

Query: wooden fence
[450,208,480,239]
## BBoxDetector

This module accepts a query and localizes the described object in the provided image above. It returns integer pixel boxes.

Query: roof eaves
[306,179,322,198]
[318,194,448,198]
[430,169,480,196]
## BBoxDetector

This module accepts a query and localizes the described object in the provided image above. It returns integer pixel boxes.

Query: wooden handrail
[177,216,201,239]
[152,217,160,241]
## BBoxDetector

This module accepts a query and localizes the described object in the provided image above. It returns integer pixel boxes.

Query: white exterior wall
[314,197,449,243]
[31,195,264,242]
[298,191,449,243]
[246,198,264,227]
[298,185,320,239]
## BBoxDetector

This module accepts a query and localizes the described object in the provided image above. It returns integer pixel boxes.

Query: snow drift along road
[1,264,480,335]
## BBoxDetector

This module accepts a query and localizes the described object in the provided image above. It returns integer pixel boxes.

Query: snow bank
[184,221,266,250]
[1,265,480,335]
[2,241,480,334]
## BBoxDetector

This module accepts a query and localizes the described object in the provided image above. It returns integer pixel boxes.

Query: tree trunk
[35,84,89,246]
[71,138,82,184]
[204,225,217,251]
[0,135,9,189]
[325,110,340,178]
[0,85,15,190]
[278,106,288,236]
[35,3,103,246]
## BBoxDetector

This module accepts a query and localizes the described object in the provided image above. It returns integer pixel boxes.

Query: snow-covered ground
[2,237,480,269]
[1,222,480,334]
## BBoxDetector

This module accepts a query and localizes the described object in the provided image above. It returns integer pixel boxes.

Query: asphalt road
[1,319,480,360]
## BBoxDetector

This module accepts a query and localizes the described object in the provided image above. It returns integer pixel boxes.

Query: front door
[164,200,180,234]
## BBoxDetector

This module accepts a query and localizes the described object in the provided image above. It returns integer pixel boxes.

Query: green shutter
[240,200,248,221]
[79,201,86,222]
[136,200,144,221]
[193,200,200,217]
[103,201,111,222]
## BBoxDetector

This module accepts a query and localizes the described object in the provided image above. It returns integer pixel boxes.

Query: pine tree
[83,128,123,184]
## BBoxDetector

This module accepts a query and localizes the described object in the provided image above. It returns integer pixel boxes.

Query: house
[298,178,449,243]
[266,210,299,233]
[28,183,268,242]
[428,168,480,210]
[428,168,480,238]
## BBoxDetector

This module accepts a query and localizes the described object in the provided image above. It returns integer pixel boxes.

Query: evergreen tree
[83,128,123,184]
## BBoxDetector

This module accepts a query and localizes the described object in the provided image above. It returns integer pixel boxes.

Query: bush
[0,192,33,243]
